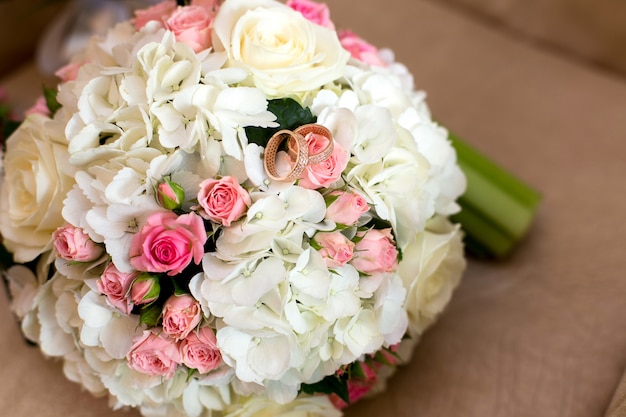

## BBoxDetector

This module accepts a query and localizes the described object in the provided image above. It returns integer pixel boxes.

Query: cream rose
[212,0,350,97]
[398,215,466,336]
[0,115,75,262]
[224,396,342,417]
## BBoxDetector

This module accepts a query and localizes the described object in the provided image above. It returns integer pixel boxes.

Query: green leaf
[139,303,162,328]
[43,86,62,117]
[245,98,316,147]
[300,372,350,404]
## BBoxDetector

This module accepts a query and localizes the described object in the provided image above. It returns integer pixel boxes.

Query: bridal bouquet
[1,0,471,415]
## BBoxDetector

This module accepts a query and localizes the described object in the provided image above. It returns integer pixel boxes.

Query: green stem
[449,133,541,258]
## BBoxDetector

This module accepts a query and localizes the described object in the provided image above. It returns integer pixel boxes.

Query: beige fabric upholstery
[434,0,626,76]
[1,1,626,416]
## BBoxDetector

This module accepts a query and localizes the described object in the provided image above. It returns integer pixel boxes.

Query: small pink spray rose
[287,0,335,29]
[313,231,355,268]
[350,228,398,274]
[162,294,202,341]
[97,263,138,314]
[325,190,369,226]
[197,176,251,226]
[129,211,207,276]
[130,274,161,305]
[133,0,177,29]
[299,134,349,190]
[53,224,103,262]
[127,331,181,378]
[180,326,222,374]
[339,30,387,67]
[166,5,214,52]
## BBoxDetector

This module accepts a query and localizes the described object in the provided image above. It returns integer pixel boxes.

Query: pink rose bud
[197,176,251,226]
[130,274,161,305]
[339,30,387,67]
[24,96,50,117]
[191,0,220,12]
[133,0,177,29]
[129,211,207,276]
[299,135,349,190]
[55,61,83,82]
[313,231,355,268]
[97,263,138,314]
[325,190,369,226]
[286,0,334,29]
[127,330,181,378]
[330,361,379,409]
[166,5,214,53]
[180,326,222,373]
[350,228,398,274]
[53,224,104,262]
[162,294,202,341]
[156,177,185,210]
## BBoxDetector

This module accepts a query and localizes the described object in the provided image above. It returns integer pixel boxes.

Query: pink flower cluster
[315,190,398,273]
[126,295,222,378]
[287,0,334,29]
[133,0,221,52]
[285,0,387,66]
[329,346,400,409]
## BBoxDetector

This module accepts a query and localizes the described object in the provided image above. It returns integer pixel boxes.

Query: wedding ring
[264,130,309,182]
[294,124,334,164]
[263,124,335,182]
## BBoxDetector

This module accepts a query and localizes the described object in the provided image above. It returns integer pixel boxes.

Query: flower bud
[156,178,185,210]
[131,274,161,305]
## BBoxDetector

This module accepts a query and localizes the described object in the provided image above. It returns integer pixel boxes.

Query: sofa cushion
[432,0,626,76]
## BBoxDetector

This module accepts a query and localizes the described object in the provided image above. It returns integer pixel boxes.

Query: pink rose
[180,326,222,373]
[127,330,181,378]
[191,0,221,12]
[24,96,50,117]
[325,190,369,226]
[197,176,251,226]
[299,134,349,190]
[330,361,378,409]
[166,5,214,53]
[339,30,387,67]
[286,0,334,29]
[97,263,138,314]
[130,274,161,305]
[55,61,83,82]
[133,0,177,29]
[162,294,202,341]
[129,211,207,276]
[53,224,103,262]
[350,228,398,274]
[313,231,355,268]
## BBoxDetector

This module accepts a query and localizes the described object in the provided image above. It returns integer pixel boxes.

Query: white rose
[398,215,466,336]
[0,115,75,262]
[213,0,350,97]
[225,396,342,417]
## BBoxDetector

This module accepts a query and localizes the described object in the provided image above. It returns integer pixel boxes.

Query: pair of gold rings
[263,124,334,182]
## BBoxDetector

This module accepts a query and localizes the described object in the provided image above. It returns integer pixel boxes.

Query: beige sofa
[1,0,626,416]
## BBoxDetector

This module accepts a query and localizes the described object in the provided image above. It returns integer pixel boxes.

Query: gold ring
[263,124,335,182]
[294,124,334,165]
[263,130,309,182]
